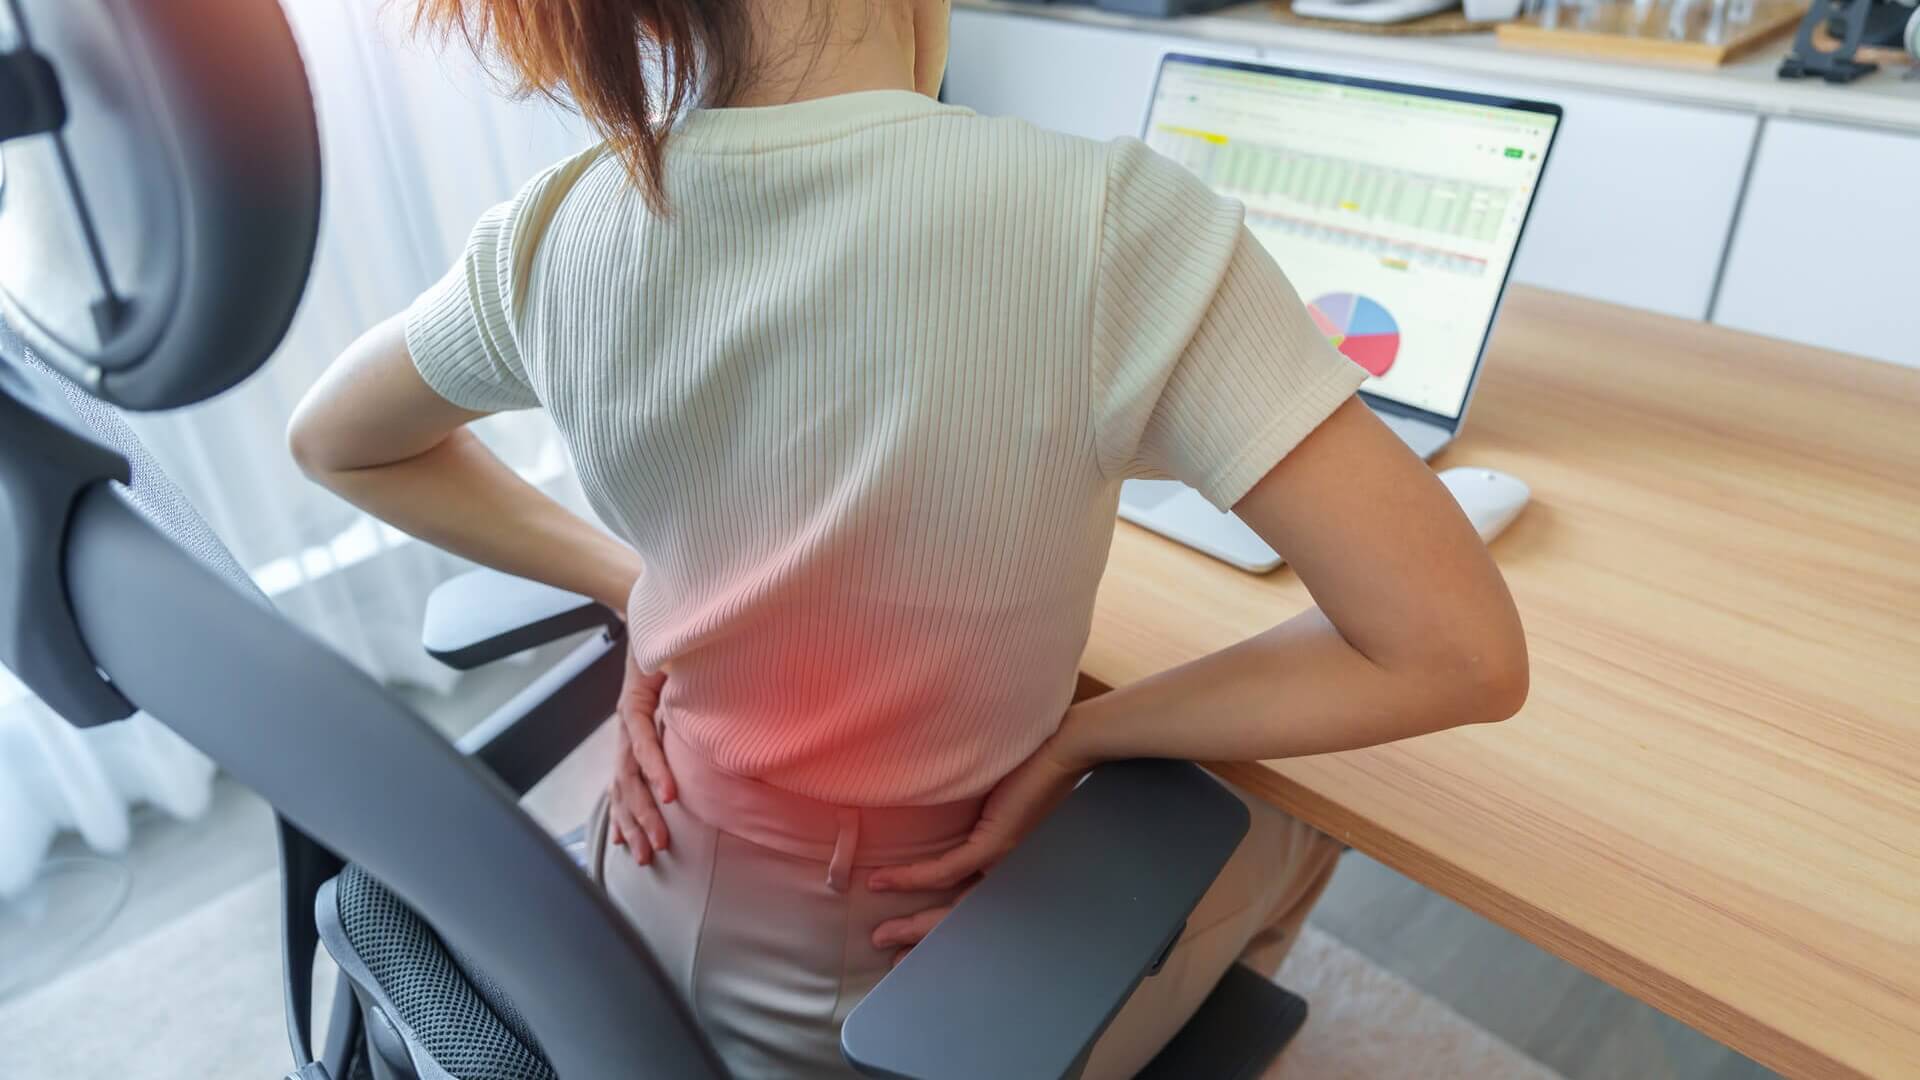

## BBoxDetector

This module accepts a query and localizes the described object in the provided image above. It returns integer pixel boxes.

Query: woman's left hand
[607,649,676,864]
[865,726,1089,965]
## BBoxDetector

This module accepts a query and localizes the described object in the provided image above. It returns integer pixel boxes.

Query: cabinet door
[1713,120,1919,368]
[945,9,1253,141]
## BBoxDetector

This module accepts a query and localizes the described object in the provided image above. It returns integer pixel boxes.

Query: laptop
[1119,54,1562,571]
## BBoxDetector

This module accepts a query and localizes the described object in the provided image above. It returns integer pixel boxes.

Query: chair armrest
[422,567,619,670]
[840,759,1250,1080]
[454,627,626,796]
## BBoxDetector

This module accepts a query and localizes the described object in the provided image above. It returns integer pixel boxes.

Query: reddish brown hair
[415,0,753,211]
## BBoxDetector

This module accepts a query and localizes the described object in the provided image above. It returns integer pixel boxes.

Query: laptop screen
[1144,55,1560,423]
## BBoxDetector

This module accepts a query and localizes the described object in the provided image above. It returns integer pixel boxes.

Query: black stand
[1778,0,1892,82]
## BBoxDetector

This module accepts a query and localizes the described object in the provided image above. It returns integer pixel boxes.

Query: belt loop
[827,808,860,893]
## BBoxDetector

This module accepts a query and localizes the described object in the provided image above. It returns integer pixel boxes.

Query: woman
[288,0,1528,1074]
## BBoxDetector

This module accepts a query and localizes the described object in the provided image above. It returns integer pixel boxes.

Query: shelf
[953,0,1920,134]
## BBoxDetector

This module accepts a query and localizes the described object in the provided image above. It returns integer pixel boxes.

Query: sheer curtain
[0,0,594,896]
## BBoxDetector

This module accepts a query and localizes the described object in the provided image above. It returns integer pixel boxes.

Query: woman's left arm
[286,314,643,613]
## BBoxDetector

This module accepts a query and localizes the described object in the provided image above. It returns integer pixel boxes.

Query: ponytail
[415,0,752,212]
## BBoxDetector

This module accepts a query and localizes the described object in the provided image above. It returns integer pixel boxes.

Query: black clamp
[0,354,135,727]
[0,47,65,143]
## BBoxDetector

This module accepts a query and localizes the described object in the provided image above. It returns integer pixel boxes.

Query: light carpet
[0,873,1561,1079]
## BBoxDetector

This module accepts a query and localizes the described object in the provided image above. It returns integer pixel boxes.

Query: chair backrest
[0,0,731,1072]
[3,329,728,1078]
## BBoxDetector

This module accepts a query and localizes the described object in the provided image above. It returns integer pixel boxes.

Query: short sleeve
[403,146,605,413]
[404,198,541,413]
[1092,139,1367,511]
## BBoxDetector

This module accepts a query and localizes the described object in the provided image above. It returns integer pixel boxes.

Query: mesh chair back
[11,345,265,607]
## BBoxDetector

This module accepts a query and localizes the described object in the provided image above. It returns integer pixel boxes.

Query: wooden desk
[1082,288,1920,1079]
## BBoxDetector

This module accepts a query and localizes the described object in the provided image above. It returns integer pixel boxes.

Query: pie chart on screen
[1308,292,1400,377]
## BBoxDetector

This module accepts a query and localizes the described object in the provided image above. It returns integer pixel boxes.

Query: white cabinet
[946,12,1757,321]
[1712,120,1919,369]
[1501,93,1754,321]
[946,9,1254,141]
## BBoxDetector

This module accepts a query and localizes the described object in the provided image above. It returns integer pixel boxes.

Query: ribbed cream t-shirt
[405,90,1366,804]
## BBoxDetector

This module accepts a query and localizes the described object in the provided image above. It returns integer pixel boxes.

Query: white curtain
[0,0,595,896]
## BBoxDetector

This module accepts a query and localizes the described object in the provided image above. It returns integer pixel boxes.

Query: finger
[610,799,652,865]
[618,668,677,804]
[619,667,668,717]
[871,904,955,951]
[615,771,670,853]
[612,774,662,862]
[867,839,1000,892]
[632,798,671,853]
[629,722,677,805]
[891,947,911,969]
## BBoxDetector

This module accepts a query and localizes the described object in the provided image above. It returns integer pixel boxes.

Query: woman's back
[405,90,1363,803]
[292,7,1523,1074]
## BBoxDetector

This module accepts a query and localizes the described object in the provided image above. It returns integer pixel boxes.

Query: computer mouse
[1437,467,1531,543]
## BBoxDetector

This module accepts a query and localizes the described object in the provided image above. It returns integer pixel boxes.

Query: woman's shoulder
[511,143,619,233]
[913,110,1217,219]
[930,108,1130,165]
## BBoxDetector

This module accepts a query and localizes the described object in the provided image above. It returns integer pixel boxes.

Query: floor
[14,650,551,985]
[18,653,1779,1080]
[1307,855,1777,1080]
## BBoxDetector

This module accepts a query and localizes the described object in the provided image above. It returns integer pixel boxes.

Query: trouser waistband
[661,725,984,893]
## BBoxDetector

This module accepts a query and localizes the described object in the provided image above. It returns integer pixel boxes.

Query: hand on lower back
[608,649,676,864]
[866,728,1087,963]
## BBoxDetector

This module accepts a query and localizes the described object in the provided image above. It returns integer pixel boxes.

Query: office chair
[0,2,1311,1076]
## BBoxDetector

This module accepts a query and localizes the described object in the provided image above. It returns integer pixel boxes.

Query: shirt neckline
[673,89,970,152]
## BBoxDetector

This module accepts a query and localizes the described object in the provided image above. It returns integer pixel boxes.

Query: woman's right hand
[865,725,1090,963]
[608,650,677,865]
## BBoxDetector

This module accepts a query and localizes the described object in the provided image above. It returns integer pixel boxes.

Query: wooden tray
[1495,0,1806,65]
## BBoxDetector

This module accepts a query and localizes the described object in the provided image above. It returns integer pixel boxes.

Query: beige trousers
[588,726,1341,1079]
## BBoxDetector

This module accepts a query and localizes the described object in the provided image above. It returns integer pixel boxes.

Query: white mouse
[1436,467,1530,543]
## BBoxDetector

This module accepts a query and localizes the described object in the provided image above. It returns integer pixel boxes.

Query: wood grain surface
[1495,0,1806,67]
[1081,287,1920,1079]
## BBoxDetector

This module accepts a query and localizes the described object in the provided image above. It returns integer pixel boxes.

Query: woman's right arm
[865,394,1524,917]
[1054,396,1528,769]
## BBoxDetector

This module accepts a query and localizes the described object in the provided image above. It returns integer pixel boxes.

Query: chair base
[1134,963,1309,1080]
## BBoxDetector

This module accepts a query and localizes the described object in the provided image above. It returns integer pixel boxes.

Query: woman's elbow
[285,395,349,483]
[1452,625,1530,727]
[1471,636,1530,724]
[1398,620,1528,734]
[285,410,327,480]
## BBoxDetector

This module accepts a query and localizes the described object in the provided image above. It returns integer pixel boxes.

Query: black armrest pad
[422,567,618,670]
[841,760,1250,1080]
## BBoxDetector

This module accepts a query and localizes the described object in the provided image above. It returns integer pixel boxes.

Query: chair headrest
[0,0,319,411]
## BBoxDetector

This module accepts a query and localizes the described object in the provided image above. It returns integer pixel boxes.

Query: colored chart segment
[1309,292,1400,377]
